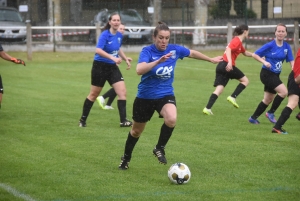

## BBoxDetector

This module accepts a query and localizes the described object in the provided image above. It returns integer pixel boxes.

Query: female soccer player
[0,43,26,109]
[78,13,132,127]
[271,48,300,134]
[96,23,132,110]
[202,24,253,115]
[118,21,222,170]
[248,23,294,125]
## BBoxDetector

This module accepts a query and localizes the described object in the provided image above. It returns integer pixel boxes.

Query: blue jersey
[255,40,294,74]
[137,44,190,99]
[94,30,123,64]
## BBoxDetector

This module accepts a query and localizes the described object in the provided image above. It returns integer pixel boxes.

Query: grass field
[0,50,299,201]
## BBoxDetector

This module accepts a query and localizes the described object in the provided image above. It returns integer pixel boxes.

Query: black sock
[103,88,115,100]
[206,93,218,109]
[156,123,174,150]
[118,99,127,122]
[124,132,139,160]
[106,92,117,106]
[251,101,268,119]
[231,83,246,98]
[274,107,292,129]
[268,95,285,114]
[80,98,94,122]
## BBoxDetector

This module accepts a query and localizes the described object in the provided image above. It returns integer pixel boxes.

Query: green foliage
[234,0,247,18]
[246,8,257,19]
[0,51,299,200]
[209,0,231,19]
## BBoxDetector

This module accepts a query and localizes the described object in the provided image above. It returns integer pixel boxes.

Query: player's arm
[136,53,172,75]
[242,51,253,57]
[189,50,222,64]
[252,53,271,68]
[118,49,131,70]
[0,51,25,66]
[96,48,121,64]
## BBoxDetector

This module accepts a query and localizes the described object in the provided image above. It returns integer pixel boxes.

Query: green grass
[0,51,299,201]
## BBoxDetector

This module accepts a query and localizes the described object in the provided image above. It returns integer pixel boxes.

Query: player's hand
[210,56,223,64]
[11,58,26,66]
[263,61,271,68]
[126,57,133,62]
[125,59,131,70]
[158,53,172,63]
[225,63,233,72]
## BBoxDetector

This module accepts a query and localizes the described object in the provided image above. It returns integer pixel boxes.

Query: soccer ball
[167,162,191,184]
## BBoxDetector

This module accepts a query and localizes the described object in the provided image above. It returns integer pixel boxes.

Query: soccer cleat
[153,148,167,165]
[118,156,130,170]
[203,107,213,115]
[227,96,239,108]
[120,119,133,127]
[296,112,300,121]
[248,116,260,124]
[78,120,86,127]
[272,127,288,134]
[96,96,105,109]
[265,112,277,124]
[104,105,114,110]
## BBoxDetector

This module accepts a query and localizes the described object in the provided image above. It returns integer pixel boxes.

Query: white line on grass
[0,183,36,201]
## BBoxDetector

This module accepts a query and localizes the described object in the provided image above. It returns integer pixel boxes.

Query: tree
[233,0,247,18]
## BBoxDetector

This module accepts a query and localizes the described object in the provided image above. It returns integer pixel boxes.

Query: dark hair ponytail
[102,12,121,31]
[153,21,170,37]
[233,24,248,36]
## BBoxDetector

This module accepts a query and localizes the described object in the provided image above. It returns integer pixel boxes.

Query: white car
[0,7,26,42]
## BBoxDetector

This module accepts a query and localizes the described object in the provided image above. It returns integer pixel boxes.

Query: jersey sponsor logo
[111,50,118,57]
[275,61,283,72]
[156,66,173,79]
[118,37,121,44]
[272,52,276,55]
[170,50,176,59]
[284,49,288,55]
[108,41,113,44]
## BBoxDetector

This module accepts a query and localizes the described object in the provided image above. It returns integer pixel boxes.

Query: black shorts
[132,95,176,123]
[214,61,245,87]
[0,74,3,94]
[287,71,300,97]
[260,68,282,94]
[91,61,124,87]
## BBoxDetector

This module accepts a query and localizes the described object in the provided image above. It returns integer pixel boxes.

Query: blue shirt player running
[118,21,223,170]
[78,12,132,128]
[248,23,294,125]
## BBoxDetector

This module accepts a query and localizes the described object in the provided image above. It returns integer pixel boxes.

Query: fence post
[227,22,232,45]
[294,21,299,54]
[26,20,32,61]
[96,22,101,44]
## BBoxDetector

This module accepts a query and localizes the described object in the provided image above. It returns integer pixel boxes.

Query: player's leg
[227,67,248,108]
[119,98,150,170]
[272,94,298,134]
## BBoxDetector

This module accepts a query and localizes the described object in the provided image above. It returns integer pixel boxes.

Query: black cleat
[296,112,300,121]
[153,148,167,164]
[120,119,132,127]
[272,127,288,134]
[78,120,86,127]
[118,156,130,170]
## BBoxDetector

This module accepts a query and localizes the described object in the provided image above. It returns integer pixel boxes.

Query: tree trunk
[193,0,209,45]
[48,0,62,42]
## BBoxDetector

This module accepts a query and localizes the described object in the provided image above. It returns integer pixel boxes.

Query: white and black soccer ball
[167,162,191,184]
